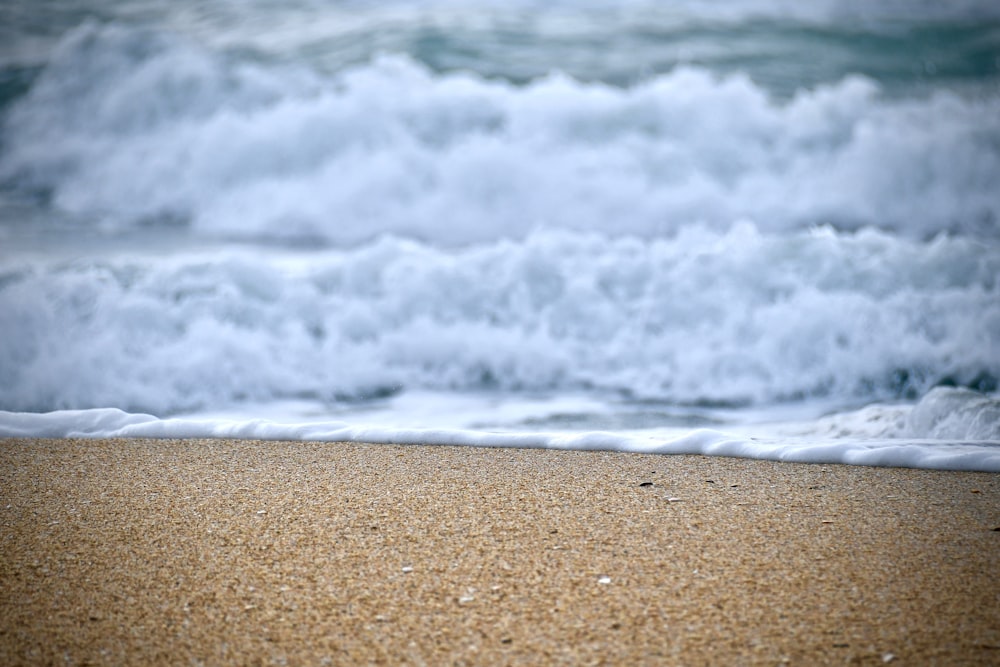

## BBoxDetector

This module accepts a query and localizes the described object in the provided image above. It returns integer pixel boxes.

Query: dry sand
[1,438,999,665]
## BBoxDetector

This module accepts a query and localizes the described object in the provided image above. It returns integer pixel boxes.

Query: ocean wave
[905,386,1000,440]
[1,226,996,414]
[2,22,998,243]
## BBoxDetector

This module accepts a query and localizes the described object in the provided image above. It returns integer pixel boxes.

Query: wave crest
[1,226,996,414]
[3,23,999,242]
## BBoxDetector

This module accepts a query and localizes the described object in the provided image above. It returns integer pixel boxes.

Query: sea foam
[1,6,998,474]
[2,22,998,244]
[1,227,996,415]
[2,388,998,472]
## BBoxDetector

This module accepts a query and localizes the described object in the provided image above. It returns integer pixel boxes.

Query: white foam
[905,387,1000,440]
[2,402,998,472]
[1,227,996,414]
[2,13,998,463]
[3,23,998,242]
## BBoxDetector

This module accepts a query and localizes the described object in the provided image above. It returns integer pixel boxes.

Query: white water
[3,23,999,243]
[2,227,996,414]
[2,3,998,471]
[2,388,999,471]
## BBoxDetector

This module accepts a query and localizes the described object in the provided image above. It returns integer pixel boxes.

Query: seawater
[1,0,999,470]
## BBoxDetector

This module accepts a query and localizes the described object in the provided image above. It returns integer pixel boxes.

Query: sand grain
[2,438,998,665]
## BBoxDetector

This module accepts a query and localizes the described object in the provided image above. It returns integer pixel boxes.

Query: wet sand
[2,438,999,665]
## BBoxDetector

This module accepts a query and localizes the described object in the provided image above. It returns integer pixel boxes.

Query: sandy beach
[1,438,998,665]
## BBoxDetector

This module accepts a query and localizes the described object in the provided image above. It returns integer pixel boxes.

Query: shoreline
[2,438,999,665]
